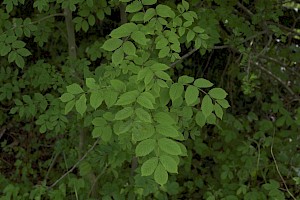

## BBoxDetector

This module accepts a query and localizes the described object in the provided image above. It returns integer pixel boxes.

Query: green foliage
[0,0,300,199]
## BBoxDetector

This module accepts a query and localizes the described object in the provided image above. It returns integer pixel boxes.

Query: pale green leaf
[194,78,213,88]
[85,78,97,89]
[65,100,75,114]
[131,31,148,45]
[76,94,87,116]
[15,54,25,68]
[17,48,31,57]
[110,23,138,38]
[208,88,228,99]
[186,30,195,43]
[206,113,216,124]
[110,79,126,92]
[158,46,170,58]
[126,0,143,13]
[90,91,103,110]
[60,93,74,102]
[92,117,107,127]
[156,5,175,18]
[112,48,124,65]
[217,99,230,108]
[201,95,213,118]
[132,123,155,142]
[214,103,223,119]
[101,38,123,51]
[160,154,178,173]
[142,0,157,5]
[185,85,199,106]
[104,90,118,108]
[135,138,156,156]
[115,107,134,120]
[144,8,156,22]
[154,112,176,125]
[116,90,139,105]
[155,71,171,81]
[135,108,152,123]
[67,83,84,95]
[156,124,180,138]
[137,95,154,109]
[141,157,158,176]
[178,75,194,85]
[123,41,136,56]
[158,138,182,155]
[169,83,184,101]
[150,63,170,71]
[195,111,206,127]
[154,163,168,185]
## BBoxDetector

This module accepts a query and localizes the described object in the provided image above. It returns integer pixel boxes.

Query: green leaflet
[135,108,152,123]
[156,5,175,18]
[195,111,206,127]
[67,83,84,95]
[154,163,168,185]
[154,112,176,125]
[115,107,134,120]
[214,103,223,119]
[194,78,214,88]
[101,38,123,51]
[126,0,143,13]
[169,83,184,101]
[116,90,139,106]
[135,138,156,156]
[90,91,103,110]
[209,88,228,99]
[131,31,148,45]
[160,154,178,173]
[75,94,87,116]
[201,95,213,119]
[178,75,194,85]
[141,157,158,176]
[185,85,199,106]
[60,93,74,102]
[110,23,138,38]
[156,124,180,138]
[158,138,182,155]
[123,41,136,56]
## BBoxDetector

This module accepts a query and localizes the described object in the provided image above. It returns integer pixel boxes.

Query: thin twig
[44,152,60,184]
[251,61,296,96]
[271,129,296,200]
[237,2,253,16]
[48,139,100,189]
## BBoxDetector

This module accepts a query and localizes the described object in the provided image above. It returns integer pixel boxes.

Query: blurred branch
[251,61,296,96]
[48,139,100,189]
